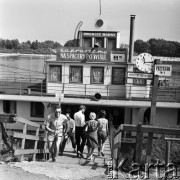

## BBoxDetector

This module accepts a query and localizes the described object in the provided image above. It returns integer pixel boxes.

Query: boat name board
[57,47,109,62]
[82,32,117,37]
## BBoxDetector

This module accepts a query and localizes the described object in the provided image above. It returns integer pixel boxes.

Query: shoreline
[0,53,56,57]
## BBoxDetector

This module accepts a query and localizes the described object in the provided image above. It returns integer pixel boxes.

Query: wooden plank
[120,124,180,135]
[17,117,40,128]
[0,114,17,123]
[117,132,122,160]
[141,126,180,135]
[165,137,180,141]
[113,142,121,150]
[13,132,48,142]
[14,149,49,155]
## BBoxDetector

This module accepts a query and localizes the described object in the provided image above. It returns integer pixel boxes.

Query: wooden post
[21,123,27,161]
[165,140,171,166]
[33,126,40,161]
[44,130,48,161]
[134,122,143,164]
[134,108,146,163]
[146,59,161,163]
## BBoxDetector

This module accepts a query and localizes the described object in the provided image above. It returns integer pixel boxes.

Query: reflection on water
[0,55,49,81]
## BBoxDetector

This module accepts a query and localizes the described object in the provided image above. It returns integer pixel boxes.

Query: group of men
[44,104,87,162]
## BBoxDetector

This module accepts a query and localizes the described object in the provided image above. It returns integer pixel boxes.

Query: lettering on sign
[110,49,127,62]
[155,65,172,77]
[83,32,117,37]
[127,72,153,79]
[111,54,125,62]
[57,47,108,62]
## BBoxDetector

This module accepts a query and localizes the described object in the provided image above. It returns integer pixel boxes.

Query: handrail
[109,122,180,170]
[165,137,180,166]
[0,79,180,102]
[11,116,49,161]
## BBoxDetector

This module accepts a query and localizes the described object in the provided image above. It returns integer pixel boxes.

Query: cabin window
[31,102,44,118]
[3,100,16,114]
[91,67,104,84]
[158,79,169,88]
[84,37,92,48]
[95,37,104,48]
[49,65,62,82]
[143,108,150,125]
[177,109,180,125]
[112,67,126,85]
[107,38,116,51]
[133,68,146,86]
[69,66,83,83]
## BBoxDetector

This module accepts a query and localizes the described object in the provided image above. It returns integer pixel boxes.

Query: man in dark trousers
[59,113,76,155]
[74,105,86,158]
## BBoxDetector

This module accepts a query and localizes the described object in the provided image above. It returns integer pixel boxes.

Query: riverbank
[0,53,55,57]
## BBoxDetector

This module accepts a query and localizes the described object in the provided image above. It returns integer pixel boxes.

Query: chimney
[129,15,136,63]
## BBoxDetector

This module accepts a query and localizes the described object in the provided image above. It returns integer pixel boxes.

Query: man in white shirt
[74,105,86,158]
[44,105,67,162]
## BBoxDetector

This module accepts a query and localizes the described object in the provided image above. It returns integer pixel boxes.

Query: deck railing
[109,122,180,178]
[12,117,49,161]
[0,114,49,162]
[0,78,180,102]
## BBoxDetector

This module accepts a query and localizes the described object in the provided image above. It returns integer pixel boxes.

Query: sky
[0,0,180,46]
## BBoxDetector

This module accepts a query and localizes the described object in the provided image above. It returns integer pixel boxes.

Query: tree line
[0,38,180,57]
[65,38,180,57]
[0,39,62,54]
[134,38,180,57]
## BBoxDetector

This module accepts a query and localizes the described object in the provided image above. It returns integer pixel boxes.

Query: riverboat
[0,15,180,136]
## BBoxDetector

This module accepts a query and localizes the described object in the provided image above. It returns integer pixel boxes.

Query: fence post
[165,140,171,166]
[134,122,143,164]
[33,126,40,161]
[44,130,48,161]
[146,133,153,163]
[21,123,27,161]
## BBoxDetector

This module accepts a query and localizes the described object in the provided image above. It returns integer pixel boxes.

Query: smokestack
[129,15,136,63]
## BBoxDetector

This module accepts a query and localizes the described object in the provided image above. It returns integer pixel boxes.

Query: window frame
[69,66,83,83]
[30,102,44,118]
[112,67,126,85]
[95,37,104,48]
[107,38,116,51]
[177,109,180,125]
[49,65,62,82]
[90,66,104,84]
[83,37,92,48]
[3,100,17,114]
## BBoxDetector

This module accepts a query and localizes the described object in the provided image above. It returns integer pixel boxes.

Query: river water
[0,54,52,81]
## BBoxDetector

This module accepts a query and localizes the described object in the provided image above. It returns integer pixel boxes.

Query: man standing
[74,105,86,158]
[59,113,76,155]
[44,105,67,162]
